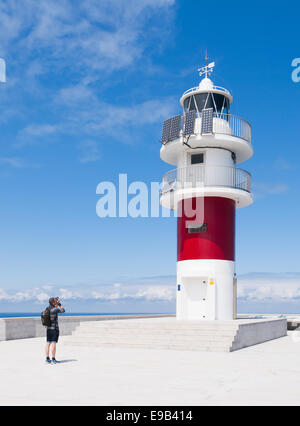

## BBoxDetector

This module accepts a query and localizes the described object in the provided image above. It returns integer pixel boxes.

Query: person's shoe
[51,358,59,364]
[45,358,51,364]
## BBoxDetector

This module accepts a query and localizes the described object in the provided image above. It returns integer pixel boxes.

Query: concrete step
[76,323,239,332]
[65,320,238,352]
[62,340,232,352]
[60,318,287,353]
[64,336,234,345]
[72,328,237,335]
[68,332,235,342]
[63,332,235,343]
[77,319,239,326]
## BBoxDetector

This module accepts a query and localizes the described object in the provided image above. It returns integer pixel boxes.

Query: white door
[184,277,208,320]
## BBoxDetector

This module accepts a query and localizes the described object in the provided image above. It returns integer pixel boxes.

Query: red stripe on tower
[177,197,235,262]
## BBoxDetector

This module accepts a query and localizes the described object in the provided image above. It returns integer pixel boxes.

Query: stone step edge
[62,342,232,352]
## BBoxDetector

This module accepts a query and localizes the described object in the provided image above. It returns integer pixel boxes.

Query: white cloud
[0,276,176,306]
[238,273,300,303]
[58,288,83,300]
[0,156,40,168]
[113,283,122,288]
[15,124,60,147]
[56,84,97,106]
[53,79,176,128]
[273,157,293,171]
[0,288,10,300]
[35,292,50,303]
[16,95,175,147]
[42,285,54,291]
[135,286,174,301]
[252,182,289,198]
[101,99,176,127]
[19,124,59,138]
[0,0,175,73]
[0,1,176,157]
[91,291,122,301]
[0,157,24,167]
[0,287,50,303]
[2,273,300,311]
[77,140,100,163]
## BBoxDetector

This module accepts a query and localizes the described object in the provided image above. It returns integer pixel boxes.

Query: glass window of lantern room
[189,96,196,112]
[183,97,190,112]
[194,93,211,112]
[212,94,230,115]
[193,93,230,116]
[183,96,198,113]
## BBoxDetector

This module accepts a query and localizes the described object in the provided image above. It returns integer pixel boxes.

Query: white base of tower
[176,259,235,321]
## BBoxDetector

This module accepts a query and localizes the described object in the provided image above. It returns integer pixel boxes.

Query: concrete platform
[238,314,300,330]
[0,331,300,406]
[0,314,174,342]
[62,317,287,352]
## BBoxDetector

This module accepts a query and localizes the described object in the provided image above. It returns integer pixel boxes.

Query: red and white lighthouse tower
[160,61,253,321]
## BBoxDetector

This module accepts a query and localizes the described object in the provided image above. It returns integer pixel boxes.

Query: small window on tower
[187,224,207,233]
[191,153,204,164]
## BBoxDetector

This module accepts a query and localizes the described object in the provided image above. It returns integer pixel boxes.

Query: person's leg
[45,342,51,358]
[45,328,51,361]
[51,342,57,359]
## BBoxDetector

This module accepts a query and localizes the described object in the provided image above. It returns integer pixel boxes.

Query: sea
[0,313,149,319]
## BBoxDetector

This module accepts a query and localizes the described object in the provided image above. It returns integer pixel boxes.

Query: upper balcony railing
[161,165,251,194]
[182,85,231,97]
[212,113,251,144]
[161,112,251,145]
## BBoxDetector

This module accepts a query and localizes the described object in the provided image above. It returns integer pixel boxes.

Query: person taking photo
[45,297,65,364]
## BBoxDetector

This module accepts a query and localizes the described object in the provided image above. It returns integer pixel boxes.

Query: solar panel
[161,115,181,143]
[161,118,172,144]
[183,111,196,136]
[169,115,181,140]
[201,108,213,134]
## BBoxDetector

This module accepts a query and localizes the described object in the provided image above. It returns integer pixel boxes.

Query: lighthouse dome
[199,77,214,90]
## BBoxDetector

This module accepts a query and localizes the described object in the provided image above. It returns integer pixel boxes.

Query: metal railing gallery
[212,113,251,144]
[161,165,251,194]
[161,112,251,145]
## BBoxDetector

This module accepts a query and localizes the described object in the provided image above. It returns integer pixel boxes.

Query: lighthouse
[160,60,253,321]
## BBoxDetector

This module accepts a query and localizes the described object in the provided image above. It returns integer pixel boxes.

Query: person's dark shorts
[46,329,59,343]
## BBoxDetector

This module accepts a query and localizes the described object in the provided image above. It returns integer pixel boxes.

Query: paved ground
[1,329,300,406]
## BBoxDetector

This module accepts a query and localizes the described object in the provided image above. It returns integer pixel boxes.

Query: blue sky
[0,0,299,313]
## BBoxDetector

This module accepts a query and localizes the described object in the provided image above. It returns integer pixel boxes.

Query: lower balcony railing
[161,165,251,194]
